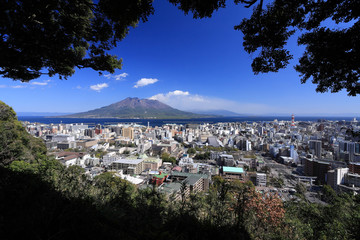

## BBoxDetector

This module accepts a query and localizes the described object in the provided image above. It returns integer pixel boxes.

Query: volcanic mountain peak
[110,97,170,110]
[60,97,212,119]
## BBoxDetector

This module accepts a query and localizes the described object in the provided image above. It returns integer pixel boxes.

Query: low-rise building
[143,157,162,171]
[221,166,245,181]
[76,139,98,149]
[151,171,169,186]
[110,158,144,175]
[256,173,267,187]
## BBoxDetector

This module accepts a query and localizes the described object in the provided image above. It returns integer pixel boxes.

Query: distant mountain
[194,109,245,117]
[59,97,213,119]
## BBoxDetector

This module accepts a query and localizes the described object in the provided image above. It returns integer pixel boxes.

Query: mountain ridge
[58,97,214,119]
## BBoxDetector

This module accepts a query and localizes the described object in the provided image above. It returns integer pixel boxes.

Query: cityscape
[1,0,360,239]
[22,115,360,201]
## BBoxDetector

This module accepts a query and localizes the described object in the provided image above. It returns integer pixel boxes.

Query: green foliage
[93,149,106,158]
[8,160,40,174]
[122,150,130,155]
[194,151,211,160]
[3,155,360,240]
[0,166,127,240]
[238,0,360,96]
[161,152,177,164]
[269,176,284,188]
[0,101,47,166]
[321,184,337,204]
[260,165,271,174]
[0,0,154,81]
[200,145,238,153]
[117,142,136,148]
[284,192,360,240]
[187,147,196,154]
[0,101,16,121]
[295,182,307,197]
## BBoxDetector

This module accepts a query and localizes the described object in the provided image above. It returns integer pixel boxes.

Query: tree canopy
[170,0,360,96]
[0,0,154,81]
[1,0,359,96]
[0,101,47,166]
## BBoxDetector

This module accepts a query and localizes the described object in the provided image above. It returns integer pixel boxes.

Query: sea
[17,116,359,128]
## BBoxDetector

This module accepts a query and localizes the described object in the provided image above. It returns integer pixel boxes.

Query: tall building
[339,141,360,162]
[304,158,331,184]
[122,127,134,140]
[84,129,95,138]
[309,140,322,159]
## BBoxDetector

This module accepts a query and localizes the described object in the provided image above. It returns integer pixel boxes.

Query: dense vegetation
[0,101,47,166]
[161,152,177,164]
[1,101,360,239]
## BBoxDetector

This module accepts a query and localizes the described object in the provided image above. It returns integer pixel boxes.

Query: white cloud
[90,83,109,92]
[31,82,47,86]
[76,85,82,89]
[0,84,26,89]
[134,78,158,88]
[11,85,26,89]
[150,90,190,102]
[149,90,272,114]
[0,80,50,89]
[31,80,50,86]
[114,73,128,81]
[104,72,128,81]
[169,90,189,96]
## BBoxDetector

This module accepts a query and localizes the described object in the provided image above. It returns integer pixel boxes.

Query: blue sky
[0,0,359,116]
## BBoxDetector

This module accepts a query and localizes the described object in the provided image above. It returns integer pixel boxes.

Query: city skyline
[0,0,359,116]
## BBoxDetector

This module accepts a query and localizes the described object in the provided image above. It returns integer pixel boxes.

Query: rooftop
[160,182,182,194]
[171,171,210,179]
[186,175,203,185]
[113,158,144,165]
[154,172,168,179]
[223,166,244,174]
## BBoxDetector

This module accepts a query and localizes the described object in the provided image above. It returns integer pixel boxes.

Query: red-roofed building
[151,171,169,186]
[172,166,182,172]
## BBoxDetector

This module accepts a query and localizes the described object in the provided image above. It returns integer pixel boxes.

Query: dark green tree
[0,0,154,81]
[295,182,307,197]
[161,152,177,164]
[321,184,337,204]
[187,147,196,154]
[0,101,47,166]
